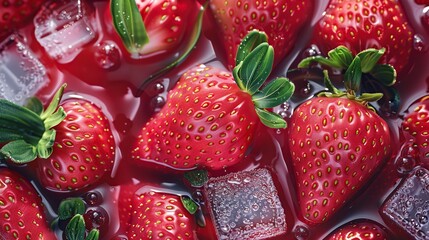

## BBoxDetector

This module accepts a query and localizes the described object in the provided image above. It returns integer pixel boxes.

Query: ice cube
[381,167,429,239]
[0,34,48,104]
[204,168,287,240]
[34,0,96,64]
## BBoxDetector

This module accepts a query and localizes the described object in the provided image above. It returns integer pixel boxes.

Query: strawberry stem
[233,30,295,129]
[0,84,67,163]
[137,1,207,93]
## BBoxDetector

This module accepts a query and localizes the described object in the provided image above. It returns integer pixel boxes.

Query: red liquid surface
[4,0,429,239]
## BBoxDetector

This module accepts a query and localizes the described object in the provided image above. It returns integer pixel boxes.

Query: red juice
[1,0,429,239]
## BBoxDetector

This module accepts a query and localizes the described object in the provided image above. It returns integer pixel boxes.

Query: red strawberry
[324,219,388,240]
[209,0,313,70]
[0,0,44,40]
[118,184,197,239]
[0,85,116,192]
[313,0,414,73]
[415,0,429,5]
[108,0,201,59]
[132,31,294,170]
[289,48,392,224]
[0,168,56,239]
[402,95,429,168]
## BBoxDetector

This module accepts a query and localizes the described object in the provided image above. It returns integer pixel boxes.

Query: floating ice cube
[0,34,48,104]
[204,168,287,240]
[34,0,96,64]
[381,167,429,239]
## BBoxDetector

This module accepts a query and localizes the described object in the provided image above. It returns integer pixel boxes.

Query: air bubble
[94,41,121,70]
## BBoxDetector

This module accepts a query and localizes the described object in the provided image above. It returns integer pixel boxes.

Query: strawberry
[325,219,388,240]
[402,95,429,168]
[0,0,44,40]
[118,184,198,239]
[415,0,429,5]
[109,0,202,59]
[0,84,116,192]
[132,30,295,170]
[289,47,392,224]
[209,0,314,70]
[0,168,56,239]
[312,0,414,73]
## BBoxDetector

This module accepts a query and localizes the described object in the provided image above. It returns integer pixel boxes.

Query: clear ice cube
[204,168,287,240]
[381,167,429,239]
[0,34,48,104]
[34,0,96,64]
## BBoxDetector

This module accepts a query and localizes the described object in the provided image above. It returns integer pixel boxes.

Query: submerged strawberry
[289,47,392,224]
[118,184,198,239]
[0,85,115,192]
[109,0,202,59]
[0,168,55,239]
[313,0,414,73]
[324,219,388,240]
[132,30,294,170]
[402,95,429,168]
[0,0,44,40]
[209,0,313,70]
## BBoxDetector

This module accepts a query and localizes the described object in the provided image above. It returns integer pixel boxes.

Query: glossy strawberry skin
[313,0,414,73]
[415,0,429,5]
[132,64,258,170]
[325,219,388,240]
[118,186,196,239]
[0,0,44,40]
[36,99,115,192]
[209,0,313,69]
[288,97,391,224]
[402,95,429,168]
[107,0,201,60]
[0,168,56,239]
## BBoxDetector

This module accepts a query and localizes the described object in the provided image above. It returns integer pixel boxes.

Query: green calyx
[0,84,67,163]
[299,46,396,89]
[298,46,396,107]
[56,198,99,240]
[233,30,295,129]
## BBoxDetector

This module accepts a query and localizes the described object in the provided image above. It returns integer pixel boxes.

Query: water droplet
[421,6,429,31]
[293,225,309,240]
[94,41,121,70]
[150,96,166,112]
[302,45,321,58]
[413,35,428,52]
[395,157,416,175]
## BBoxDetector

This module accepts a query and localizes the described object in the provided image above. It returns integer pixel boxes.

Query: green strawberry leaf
[252,77,295,108]
[359,93,384,102]
[369,64,396,86]
[327,45,354,69]
[0,99,45,145]
[236,30,268,66]
[344,56,362,94]
[111,0,149,55]
[0,85,67,163]
[181,196,199,215]
[237,43,274,95]
[65,214,86,240]
[255,108,287,129]
[58,198,86,221]
[25,97,43,115]
[298,45,353,69]
[86,229,100,240]
[357,48,385,73]
[184,169,208,188]
[0,140,37,163]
